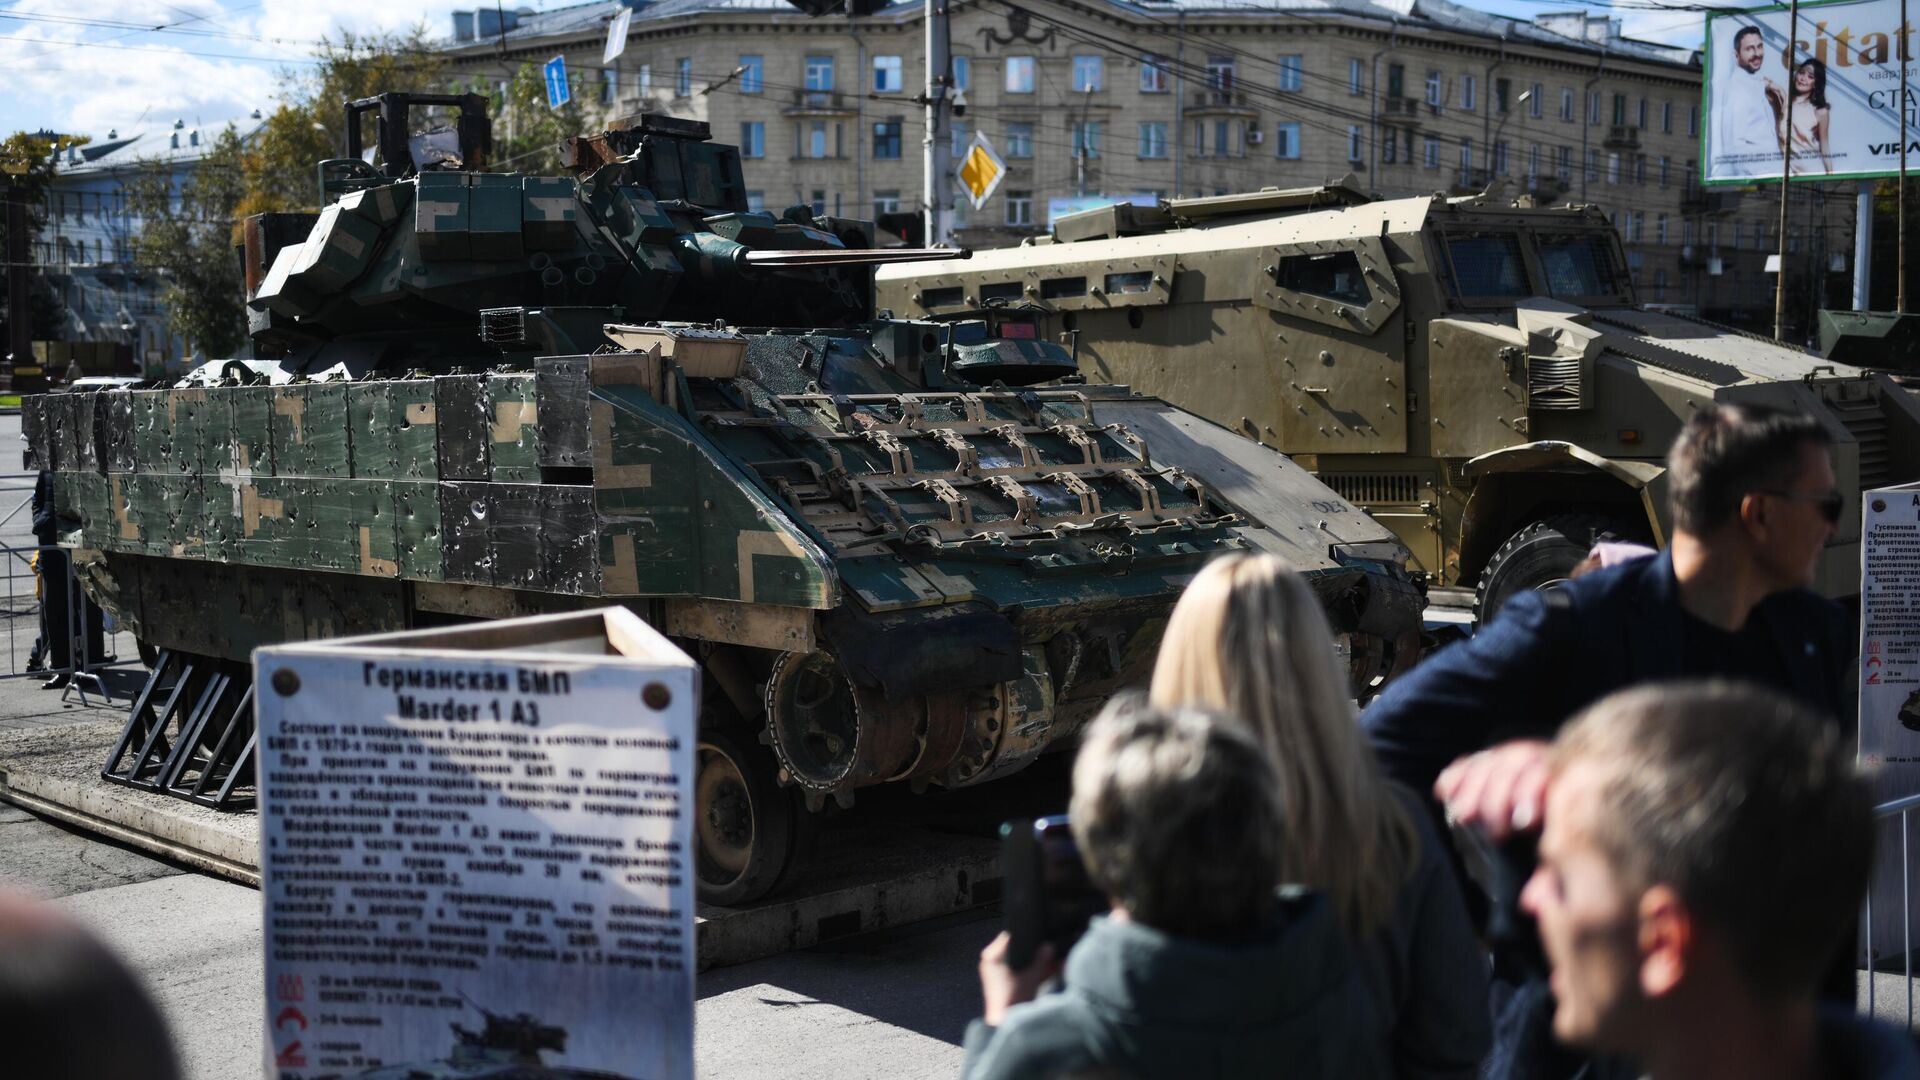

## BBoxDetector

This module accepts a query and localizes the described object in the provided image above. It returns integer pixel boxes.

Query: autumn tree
[126,128,248,357]
[0,131,85,351]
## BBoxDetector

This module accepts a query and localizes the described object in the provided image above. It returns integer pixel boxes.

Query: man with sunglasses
[1362,402,1850,1080]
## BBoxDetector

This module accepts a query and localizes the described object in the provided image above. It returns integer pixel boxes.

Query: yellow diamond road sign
[957,133,1006,211]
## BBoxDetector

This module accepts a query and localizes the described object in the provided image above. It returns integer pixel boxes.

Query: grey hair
[1070,700,1286,938]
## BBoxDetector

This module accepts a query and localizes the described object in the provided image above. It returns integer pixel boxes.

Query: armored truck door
[1251,237,1407,455]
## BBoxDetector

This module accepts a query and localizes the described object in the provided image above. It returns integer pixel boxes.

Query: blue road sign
[544,55,571,109]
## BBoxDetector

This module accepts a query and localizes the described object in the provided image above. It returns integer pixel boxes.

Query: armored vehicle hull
[877,185,1920,614]
[27,104,1420,903]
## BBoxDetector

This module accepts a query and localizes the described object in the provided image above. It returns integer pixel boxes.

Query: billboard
[1704,0,1918,184]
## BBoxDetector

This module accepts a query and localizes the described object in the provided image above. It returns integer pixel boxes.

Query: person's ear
[1737,491,1770,540]
[1637,884,1691,998]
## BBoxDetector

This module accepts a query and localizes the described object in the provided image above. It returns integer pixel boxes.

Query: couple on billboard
[1717,24,1834,177]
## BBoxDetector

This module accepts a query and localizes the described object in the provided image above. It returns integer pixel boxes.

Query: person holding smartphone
[963,703,1389,1080]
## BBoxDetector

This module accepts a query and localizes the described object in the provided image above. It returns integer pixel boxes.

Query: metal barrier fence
[1863,792,1920,1027]
[0,489,138,701]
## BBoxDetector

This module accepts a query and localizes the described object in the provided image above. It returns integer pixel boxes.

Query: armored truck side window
[1275,251,1369,305]
[1440,233,1531,299]
[980,281,1024,304]
[1534,234,1628,302]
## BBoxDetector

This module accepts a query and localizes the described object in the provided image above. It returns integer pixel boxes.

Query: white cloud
[0,0,457,138]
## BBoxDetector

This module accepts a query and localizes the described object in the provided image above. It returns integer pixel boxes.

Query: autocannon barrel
[739,247,971,269]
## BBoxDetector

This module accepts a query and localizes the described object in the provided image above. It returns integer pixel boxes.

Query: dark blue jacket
[1363,550,1851,796]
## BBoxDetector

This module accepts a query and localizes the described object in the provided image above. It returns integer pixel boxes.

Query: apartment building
[445,0,1856,328]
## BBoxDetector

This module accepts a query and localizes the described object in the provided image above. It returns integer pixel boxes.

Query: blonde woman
[1151,553,1490,1080]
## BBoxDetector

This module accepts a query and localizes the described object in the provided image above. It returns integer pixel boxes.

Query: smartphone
[1000,815,1104,970]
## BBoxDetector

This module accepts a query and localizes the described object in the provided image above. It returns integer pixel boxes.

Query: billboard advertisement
[1705,0,1918,184]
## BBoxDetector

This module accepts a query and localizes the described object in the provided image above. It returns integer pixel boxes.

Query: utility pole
[1773,0,1799,341]
[921,0,953,246]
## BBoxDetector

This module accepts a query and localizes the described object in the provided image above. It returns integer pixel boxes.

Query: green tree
[127,127,248,357]
[0,131,85,348]
[494,60,588,176]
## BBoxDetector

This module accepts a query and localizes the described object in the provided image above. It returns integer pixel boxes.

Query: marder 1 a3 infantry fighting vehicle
[877,182,1920,616]
[26,96,1421,903]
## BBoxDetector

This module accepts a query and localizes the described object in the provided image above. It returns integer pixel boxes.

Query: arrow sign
[544,55,571,110]
[602,8,631,65]
[956,133,1006,212]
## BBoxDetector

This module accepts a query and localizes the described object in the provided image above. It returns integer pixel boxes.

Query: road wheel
[1474,513,1642,624]
[695,725,798,907]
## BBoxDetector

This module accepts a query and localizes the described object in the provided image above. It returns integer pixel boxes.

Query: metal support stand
[101,650,257,811]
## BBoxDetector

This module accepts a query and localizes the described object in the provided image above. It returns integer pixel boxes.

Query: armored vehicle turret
[28,100,1421,904]
[877,182,1920,616]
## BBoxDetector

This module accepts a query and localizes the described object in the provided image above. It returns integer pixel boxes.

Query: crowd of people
[964,402,1920,1080]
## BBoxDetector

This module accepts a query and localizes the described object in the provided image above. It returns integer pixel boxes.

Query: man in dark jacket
[1361,403,1852,1079]
[962,704,1388,1080]
[30,469,104,689]
[1523,682,1916,1080]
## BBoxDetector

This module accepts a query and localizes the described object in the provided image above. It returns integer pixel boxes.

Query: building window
[1387,63,1405,98]
[952,55,970,91]
[810,189,827,216]
[1494,141,1509,174]
[1140,121,1169,159]
[951,120,970,158]
[1426,71,1443,108]
[1005,121,1034,158]
[677,57,692,96]
[873,55,904,93]
[1557,146,1571,180]
[1560,87,1574,121]
[746,191,765,212]
[1585,148,1598,182]
[1588,91,1602,125]
[1006,190,1033,227]
[805,55,835,92]
[873,190,901,217]
[600,69,617,105]
[1689,105,1699,135]
[1424,137,1440,168]
[1656,213,1669,245]
[1349,58,1364,95]
[1635,155,1647,184]
[740,122,764,158]
[1653,268,1667,301]
[1528,144,1540,179]
[1683,221,1695,247]
[1347,125,1364,162]
[1611,93,1626,126]
[1072,120,1103,159]
[1530,83,1543,118]
[1275,122,1301,160]
[740,55,763,94]
[1208,56,1236,96]
[1072,55,1104,92]
[639,64,651,96]
[1459,137,1473,173]
[1638,97,1649,128]
[1006,56,1035,93]
[1495,77,1511,114]
[1279,55,1303,92]
[807,122,829,158]
[1659,156,1670,187]
[873,119,903,158]
[1383,128,1398,164]
[1607,152,1621,184]
[1141,55,1170,93]
[1194,122,1206,157]
[1460,73,1476,111]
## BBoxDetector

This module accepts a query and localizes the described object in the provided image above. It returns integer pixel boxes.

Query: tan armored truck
[877,183,1920,614]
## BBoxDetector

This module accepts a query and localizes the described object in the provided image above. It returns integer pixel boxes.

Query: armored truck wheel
[1474,513,1639,623]
[695,725,800,906]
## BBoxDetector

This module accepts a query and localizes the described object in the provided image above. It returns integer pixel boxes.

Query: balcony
[1526,174,1569,202]
[1604,124,1641,151]
[784,89,856,116]
[1680,187,1737,215]
[1451,167,1493,194]
[1189,88,1258,115]
[1382,97,1423,121]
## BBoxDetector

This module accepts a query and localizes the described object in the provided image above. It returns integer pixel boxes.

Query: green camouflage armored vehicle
[27,98,1421,903]
[877,182,1920,617]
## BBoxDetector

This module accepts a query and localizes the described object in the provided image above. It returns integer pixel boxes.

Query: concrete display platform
[0,717,1033,970]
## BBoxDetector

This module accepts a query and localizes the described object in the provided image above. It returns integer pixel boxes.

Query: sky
[0,0,1714,144]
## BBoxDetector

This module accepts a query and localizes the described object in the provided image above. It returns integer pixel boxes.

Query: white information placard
[256,609,696,1080]
[1858,484,1920,958]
